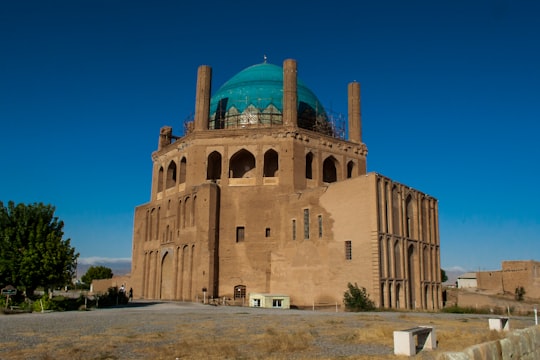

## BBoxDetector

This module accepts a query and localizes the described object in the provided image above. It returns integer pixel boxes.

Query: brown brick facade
[477,260,540,299]
[128,59,442,310]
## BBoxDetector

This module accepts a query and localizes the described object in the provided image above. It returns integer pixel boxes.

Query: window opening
[305,152,313,179]
[206,151,222,180]
[304,209,310,240]
[323,156,337,183]
[292,219,296,240]
[265,228,271,237]
[229,149,256,178]
[272,299,283,308]
[345,240,352,260]
[318,215,323,238]
[347,161,355,178]
[252,298,261,307]
[157,167,164,192]
[236,226,245,242]
[234,285,246,299]
[263,149,279,177]
[166,161,177,188]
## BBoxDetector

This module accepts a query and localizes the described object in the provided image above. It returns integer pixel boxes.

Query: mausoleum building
[129,59,442,310]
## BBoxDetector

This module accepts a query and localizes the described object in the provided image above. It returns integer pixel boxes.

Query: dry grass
[0,308,534,360]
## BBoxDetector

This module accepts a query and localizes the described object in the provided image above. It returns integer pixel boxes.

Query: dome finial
[263,54,267,63]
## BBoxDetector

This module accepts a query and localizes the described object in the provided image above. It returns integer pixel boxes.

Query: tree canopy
[441,269,448,283]
[343,282,375,311]
[0,201,79,295]
[81,265,113,285]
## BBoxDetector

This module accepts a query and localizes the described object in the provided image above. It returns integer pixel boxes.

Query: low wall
[91,275,131,295]
[438,325,540,360]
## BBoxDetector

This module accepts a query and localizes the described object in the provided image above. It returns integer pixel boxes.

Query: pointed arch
[178,157,187,184]
[184,197,191,228]
[161,251,174,299]
[405,194,415,238]
[206,151,222,180]
[347,160,355,178]
[166,161,177,189]
[322,156,338,183]
[192,195,197,227]
[157,166,164,192]
[407,244,416,309]
[305,152,313,179]
[229,149,256,178]
[423,245,430,280]
[392,186,400,236]
[394,240,402,278]
[263,149,279,177]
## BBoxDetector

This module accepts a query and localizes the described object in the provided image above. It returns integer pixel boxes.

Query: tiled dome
[209,62,332,135]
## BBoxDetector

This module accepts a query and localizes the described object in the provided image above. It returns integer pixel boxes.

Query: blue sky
[1,1,539,272]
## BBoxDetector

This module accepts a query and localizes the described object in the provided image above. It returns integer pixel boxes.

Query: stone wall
[476,261,540,300]
[91,275,132,295]
[438,326,540,360]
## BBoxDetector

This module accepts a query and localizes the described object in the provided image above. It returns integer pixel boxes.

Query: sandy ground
[0,301,537,359]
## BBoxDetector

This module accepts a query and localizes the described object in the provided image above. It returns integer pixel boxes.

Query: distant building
[476,260,540,299]
[456,272,477,289]
[128,59,442,310]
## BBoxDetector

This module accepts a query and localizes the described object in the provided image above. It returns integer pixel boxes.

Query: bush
[96,287,129,307]
[32,294,86,312]
[343,282,375,311]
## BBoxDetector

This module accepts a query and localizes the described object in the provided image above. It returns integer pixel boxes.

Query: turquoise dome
[209,62,332,135]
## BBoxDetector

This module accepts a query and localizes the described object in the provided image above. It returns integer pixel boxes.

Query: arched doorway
[160,251,174,299]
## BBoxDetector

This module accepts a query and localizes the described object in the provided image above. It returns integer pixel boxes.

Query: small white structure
[249,293,290,309]
[489,317,510,331]
[457,272,477,288]
[393,326,436,356]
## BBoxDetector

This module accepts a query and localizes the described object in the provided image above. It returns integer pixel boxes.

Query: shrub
[343,282,375,311]
[96,287,129,307]
[32,294,86,312]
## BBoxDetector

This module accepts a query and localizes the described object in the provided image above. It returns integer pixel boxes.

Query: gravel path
[0,301,536,360]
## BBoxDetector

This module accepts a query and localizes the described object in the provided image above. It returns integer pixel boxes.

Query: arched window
[206,151,222,180]
[179,157,187,184]
[394,240,401,278]
[305,152,313,179]
[421,198,428,242]
[184,197,190,228]
[405,195,415,238]
[148,209,154,241]
[423,245,430,280]
[166,161,177,189]
[234,285,246,299]
[157,166,164,192]
[192,195,197,227]
[347,160,355,178]
[392,186,400,236]
[156,207,160,240]
[407,245,415,309]
[322,156,338,183]
[263,149,279,177]
[229,149,256,178]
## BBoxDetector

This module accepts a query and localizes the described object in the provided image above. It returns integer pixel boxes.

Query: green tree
[441,269,448,283]
[81,265,113,285]
[0,201,79,296]
[343,282,375,311]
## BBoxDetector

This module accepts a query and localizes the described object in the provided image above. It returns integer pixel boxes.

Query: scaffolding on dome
[182,99,347,141]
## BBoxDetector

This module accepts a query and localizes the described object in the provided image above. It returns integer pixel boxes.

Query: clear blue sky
[1,0,539,272]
